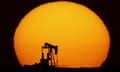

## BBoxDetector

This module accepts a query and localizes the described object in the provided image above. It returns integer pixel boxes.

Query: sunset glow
[14,1,110,68]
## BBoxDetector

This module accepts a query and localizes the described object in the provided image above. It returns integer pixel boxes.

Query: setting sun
[14,1,110,68]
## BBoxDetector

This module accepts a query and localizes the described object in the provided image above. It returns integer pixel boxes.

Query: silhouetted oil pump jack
[23,42,58,71]
[40,42,58,68]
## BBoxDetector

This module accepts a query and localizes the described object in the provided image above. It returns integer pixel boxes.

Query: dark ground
[0,0,120,70]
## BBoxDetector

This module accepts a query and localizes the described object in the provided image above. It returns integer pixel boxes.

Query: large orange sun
[14,1,110,68]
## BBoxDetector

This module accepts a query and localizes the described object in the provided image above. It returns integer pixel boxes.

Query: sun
[14,1,110,68]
